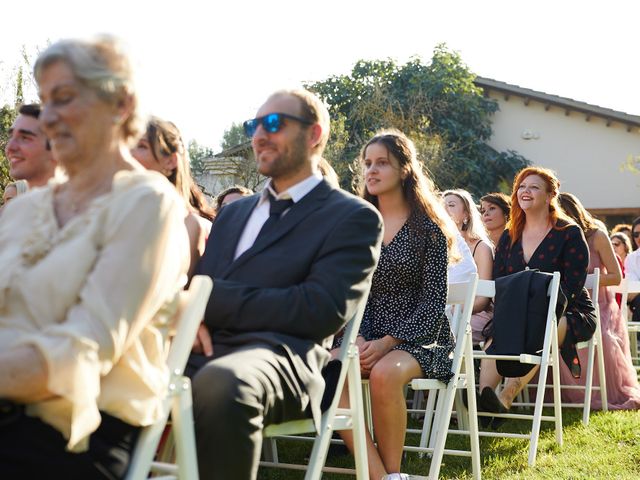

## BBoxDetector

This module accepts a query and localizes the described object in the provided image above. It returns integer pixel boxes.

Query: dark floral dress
[358,214,454,382]
[493,220,596,377]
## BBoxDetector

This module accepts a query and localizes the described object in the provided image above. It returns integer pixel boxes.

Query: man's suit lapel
[223,180,332,277]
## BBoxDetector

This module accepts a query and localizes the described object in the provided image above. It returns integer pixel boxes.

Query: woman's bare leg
[479,338,503,391]
[368,350,423,475]
[497,316,568,408]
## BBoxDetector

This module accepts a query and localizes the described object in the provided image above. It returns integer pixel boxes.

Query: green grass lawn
[258,408,640,479]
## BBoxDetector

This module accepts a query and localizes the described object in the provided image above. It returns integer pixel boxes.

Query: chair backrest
[476,273,561,302]
[584,268,600,309]
[476,271,561,372]
[446,274,479,375]
[322,282,372,415]
[166,276,214,375]
[475,279,496,299]
[126,275,213,480]
[611,278,640,322]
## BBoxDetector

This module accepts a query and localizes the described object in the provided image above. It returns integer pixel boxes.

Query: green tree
[305,45,529,196]
[188,139,215,178]
[0,105,17,188]
[220,122,247,151]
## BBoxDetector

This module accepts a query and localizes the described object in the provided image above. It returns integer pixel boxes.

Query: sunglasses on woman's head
[243,112,313,138]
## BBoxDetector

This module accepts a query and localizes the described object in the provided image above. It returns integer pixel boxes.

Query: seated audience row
[2,33,639,480]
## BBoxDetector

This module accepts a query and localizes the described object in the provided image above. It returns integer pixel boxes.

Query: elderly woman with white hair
[0,36,189,478]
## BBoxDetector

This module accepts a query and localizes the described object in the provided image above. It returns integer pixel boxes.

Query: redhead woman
[480,192,511,247]
[0,36,189,478]
[132,117,214,278]
[558,192,640,409]
[478,167,596,419]
[335,129,458,480]
[443,189,493,344]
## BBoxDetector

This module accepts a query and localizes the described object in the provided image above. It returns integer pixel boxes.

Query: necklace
[56,175,114,216]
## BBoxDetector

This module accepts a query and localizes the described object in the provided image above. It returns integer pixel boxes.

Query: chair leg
[464,336,481,480]
[428,389,447,451]
[304,412,334,479]
[529,324,562,466]
[347,351,369,480]
[427,382,458,479]
[261,438,279,463]
[362,381,374,437]
[596,321,608,412]
[305,349,369,480]
[419,390,437,451]
[454,389,468,431]
[583,338,596,425]
[411,389,424,419]
[171,378,199,480]
[551,327,563,446]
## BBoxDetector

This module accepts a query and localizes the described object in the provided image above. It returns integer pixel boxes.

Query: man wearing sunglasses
[191,89,383,479]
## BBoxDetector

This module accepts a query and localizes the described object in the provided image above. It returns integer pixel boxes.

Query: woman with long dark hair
[480,192,511,247]
[132,117,214,277]
[558,192,639,409]
[335,129,457,480]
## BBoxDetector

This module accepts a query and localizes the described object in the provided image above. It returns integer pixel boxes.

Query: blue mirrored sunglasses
[243,112,313,138]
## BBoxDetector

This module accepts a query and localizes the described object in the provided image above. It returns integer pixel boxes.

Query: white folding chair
[404,274,481,479]
[519,269,607,424]
[471,272,563,467]
[126,275,213,480]
[611,279,640,371]
[573,269,607,423]
[259,289,371,480]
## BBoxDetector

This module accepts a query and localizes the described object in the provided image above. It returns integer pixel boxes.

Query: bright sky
[1,1,638,152]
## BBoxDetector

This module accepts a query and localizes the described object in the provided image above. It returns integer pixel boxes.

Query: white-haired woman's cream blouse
[0,169,189,452]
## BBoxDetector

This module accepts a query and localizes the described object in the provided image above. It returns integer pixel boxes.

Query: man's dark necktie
[255,193,294,241]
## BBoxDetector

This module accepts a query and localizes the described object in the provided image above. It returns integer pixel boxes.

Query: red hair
[507,166,573,247]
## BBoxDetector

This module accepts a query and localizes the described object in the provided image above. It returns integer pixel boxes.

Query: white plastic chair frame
[126,275,213,480]
[611,279,640,369]
[519,269,607,424]
[258,288,371,480]
[406,274,482,479]
[469,272,563,467]
[575,269,608,422]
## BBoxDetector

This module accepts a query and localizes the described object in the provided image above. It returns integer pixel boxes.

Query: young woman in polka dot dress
[335,129,459,480]
[478,166,596,417]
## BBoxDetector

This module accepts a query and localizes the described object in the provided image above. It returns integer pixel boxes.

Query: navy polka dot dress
[360,214,454,382]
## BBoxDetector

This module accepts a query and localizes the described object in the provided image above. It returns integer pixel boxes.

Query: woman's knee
[369,358,410,394]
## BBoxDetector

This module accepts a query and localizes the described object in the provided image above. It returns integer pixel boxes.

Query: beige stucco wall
[486,91,640,210]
